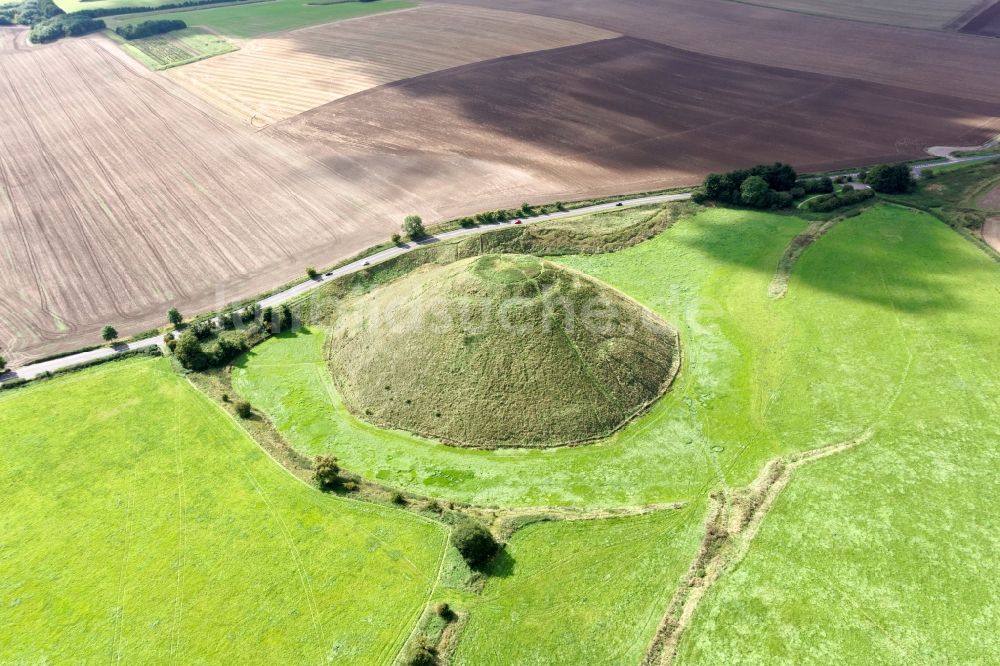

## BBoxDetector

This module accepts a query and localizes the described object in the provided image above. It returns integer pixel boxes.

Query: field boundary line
[641,429,873,666]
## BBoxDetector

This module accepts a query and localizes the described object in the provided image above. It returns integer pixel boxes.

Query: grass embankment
[103,0,414,38]
[676,204,1000,664]
[328,254,680,448]
[0,358,445,664]
[110,27,235,69]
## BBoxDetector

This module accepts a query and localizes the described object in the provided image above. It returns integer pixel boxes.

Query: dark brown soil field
[0,31,429,365]
[443,0,1000,105]
[270,37,1000,215]
[960,0,1000,36]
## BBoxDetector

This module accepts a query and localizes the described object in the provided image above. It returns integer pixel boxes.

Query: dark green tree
[173,330,208,370]
[101,325,118,342]
[866,163,914,194]
[740,175,771,208]
[450,520,500,570]
[403,215,426,240]
[167,307,183,327]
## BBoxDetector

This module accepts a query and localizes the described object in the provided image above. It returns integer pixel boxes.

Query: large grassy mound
[327,254,680,448]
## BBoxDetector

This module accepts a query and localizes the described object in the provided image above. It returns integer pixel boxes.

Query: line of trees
[696,163,799,209]
[115,18,186,40]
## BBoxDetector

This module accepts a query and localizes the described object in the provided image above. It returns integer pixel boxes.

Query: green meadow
[103,0,415,39]
[0,358,444,664]
[233,202,1000,662]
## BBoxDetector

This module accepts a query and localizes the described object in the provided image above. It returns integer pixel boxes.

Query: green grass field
[0,358,445,663]
[233,201,1000,661]
[102,0,414,39]
[453,503,706,665]
[731,0,985,29]
[110,27,236,69]
[236,205,927,508]
[676,203,1000,663]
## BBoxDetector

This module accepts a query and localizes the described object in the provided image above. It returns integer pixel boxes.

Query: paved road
[1,192,691,383]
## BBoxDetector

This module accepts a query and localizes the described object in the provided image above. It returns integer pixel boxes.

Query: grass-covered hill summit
[327,254,680,448]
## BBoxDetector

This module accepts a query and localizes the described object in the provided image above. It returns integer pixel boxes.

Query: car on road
[514,219,522,225]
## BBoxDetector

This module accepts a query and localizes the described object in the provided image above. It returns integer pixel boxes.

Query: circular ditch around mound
[327,254,681,448]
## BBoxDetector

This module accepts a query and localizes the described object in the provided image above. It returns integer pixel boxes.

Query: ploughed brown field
[3,0,1000,364]
[0,31,431,365]
[165,4,617,125]
[445,0,1000,105]
[960,0,1000,36]
[270,36,1000,216]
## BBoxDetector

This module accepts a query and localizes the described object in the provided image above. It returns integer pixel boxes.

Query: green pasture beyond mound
[328,254,680,448]
[0,358,444,664]
[236,202,1000,662]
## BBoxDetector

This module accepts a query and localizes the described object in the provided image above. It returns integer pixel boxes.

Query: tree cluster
[171,329,248,371]
[698,163,799,209]
[29,14,104,43]
[865,163,914,194]
[115,18,186,40]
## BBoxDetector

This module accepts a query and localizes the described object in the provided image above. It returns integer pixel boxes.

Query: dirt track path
[983,217,1000,253]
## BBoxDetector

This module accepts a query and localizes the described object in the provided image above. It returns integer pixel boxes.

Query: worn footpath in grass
[104,0,415,38]
[0,358,445,664]
[676,205,1000,663]
[453,501,706,665]
[110,27,236,70]
[235,205,936,508]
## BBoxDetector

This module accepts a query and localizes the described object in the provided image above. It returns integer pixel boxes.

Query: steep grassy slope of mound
[327,254,680,448]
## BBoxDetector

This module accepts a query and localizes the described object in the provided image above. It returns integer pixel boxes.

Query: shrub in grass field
[234,401,253,419]
[404,639,438,666]
[313,454,341,488]
[451,519,500,570]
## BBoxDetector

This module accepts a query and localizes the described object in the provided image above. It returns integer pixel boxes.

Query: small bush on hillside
[0,355,6,373]
[391,491,407,505]
[403,215,426,240]
[392,233,402,244]
[234,401,253,419]
[306,266,319,279]
[404,640,438,666]
[313,454,341,488]
[101,325,118,342]
[434,602,453,619]
[451,520,500,570]
[167,307,183,327]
